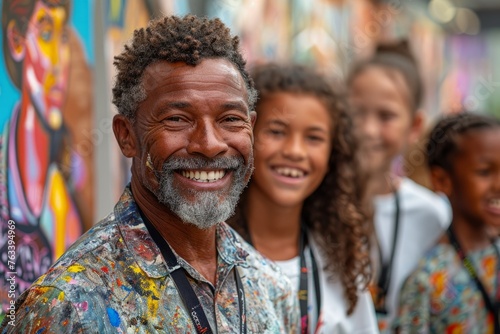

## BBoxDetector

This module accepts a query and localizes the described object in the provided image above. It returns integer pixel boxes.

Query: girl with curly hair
[228,63,377,333]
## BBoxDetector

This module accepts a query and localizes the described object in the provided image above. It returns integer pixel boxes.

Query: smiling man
[0,15,299,334]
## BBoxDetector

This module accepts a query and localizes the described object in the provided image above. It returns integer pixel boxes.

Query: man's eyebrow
[221,101,248,114]
[162,101,191,109]
[156,101,248,114]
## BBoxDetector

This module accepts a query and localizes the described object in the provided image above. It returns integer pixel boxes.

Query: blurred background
[0,0,499,316]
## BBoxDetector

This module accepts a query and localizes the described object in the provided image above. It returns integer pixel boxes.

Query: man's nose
[186,119,229,158]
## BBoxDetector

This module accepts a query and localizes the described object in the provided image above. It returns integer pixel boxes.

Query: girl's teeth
[276,167,304,178]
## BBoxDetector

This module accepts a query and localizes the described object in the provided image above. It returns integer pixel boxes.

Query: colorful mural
[0,0,94,316]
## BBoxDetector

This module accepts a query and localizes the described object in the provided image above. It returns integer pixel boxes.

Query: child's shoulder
[399,177,451,225]
[399,177,444,203]
[406,241,457,283]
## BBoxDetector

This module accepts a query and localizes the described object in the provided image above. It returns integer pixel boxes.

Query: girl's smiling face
[250,92,332,208]
[348,66,422,176]
[447,129,500,229]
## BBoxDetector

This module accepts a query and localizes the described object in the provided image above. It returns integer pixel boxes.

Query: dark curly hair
[228,63,372,314]
[427,112,500,172]
[112,14,257,119]
[347,39,422,112]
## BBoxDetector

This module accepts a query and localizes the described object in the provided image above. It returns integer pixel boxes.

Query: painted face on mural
[22,1,70,129]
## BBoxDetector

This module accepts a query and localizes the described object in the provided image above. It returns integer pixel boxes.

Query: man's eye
[224,116,243,122]
[166,116,183,122]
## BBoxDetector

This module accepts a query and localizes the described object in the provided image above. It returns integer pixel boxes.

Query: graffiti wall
[0,0,94,315]
[105,0,156,198]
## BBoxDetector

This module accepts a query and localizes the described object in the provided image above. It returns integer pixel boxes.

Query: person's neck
[131,178,218,285]
[450,216,493,253]
[245,185,302,261]
[366,170,400,197]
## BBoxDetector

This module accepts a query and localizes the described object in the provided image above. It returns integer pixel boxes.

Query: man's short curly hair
[112,14,257,119]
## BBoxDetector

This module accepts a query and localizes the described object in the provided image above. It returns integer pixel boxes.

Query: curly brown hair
[228,63,372,314]
[112,14,257,119]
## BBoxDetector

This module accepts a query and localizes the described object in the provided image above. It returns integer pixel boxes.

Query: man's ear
[7,21,25,61]
[409,109,425,145]
[113,114,137,158]
[430,166,452,197]
[249,111,257,144]
[249,111,257,127]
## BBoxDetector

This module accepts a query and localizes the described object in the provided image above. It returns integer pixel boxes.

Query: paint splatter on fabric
[0,186,299,333]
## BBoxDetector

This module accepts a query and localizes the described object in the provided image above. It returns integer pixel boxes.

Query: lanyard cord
[246,224,321,334]
[375,189,401,314]
[139,210,247,334]
[298,225,321,334]
[447,227,500,334]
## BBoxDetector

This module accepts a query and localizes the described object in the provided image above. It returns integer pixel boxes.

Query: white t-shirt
[276,235,379,334]
[372,177,451,332]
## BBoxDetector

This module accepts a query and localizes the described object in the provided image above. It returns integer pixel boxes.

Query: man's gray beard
[151,155,253,229]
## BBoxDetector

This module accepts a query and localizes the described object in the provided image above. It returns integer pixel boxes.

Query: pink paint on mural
[0,0,94,315]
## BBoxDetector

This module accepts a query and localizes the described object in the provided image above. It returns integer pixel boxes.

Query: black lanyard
[247,225,321,334]
[139,210,247,334]
[374,190,400,315]
[447,227,500,334]
[298,226,322,334]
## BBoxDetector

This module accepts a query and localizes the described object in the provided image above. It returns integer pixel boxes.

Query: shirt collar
[113,185,249,278]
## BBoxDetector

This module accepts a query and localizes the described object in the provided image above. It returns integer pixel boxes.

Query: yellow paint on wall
[49,170,69,259]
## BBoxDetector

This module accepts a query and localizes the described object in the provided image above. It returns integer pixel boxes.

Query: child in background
[229,63,379,333]
[396,112,500,333]
[347,40,451,332]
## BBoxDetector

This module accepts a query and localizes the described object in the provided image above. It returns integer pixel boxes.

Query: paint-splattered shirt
[394,241,499,333]
[0,187,299,333]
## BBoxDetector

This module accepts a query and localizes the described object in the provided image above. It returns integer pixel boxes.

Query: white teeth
[275,167,304,178]
[181,170,226,182]
[490,199,500,208]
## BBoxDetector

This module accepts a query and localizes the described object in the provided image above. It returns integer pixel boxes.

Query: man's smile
[180,169,227,182]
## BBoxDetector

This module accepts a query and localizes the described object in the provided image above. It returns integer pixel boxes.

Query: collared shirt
[0,187,299,333]
[395,241,499,334]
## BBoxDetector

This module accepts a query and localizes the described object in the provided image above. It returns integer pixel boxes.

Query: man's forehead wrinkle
[150,98,249,114]
[144,61,244,86]
[149,71,243,86]
[152,80,245,92]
